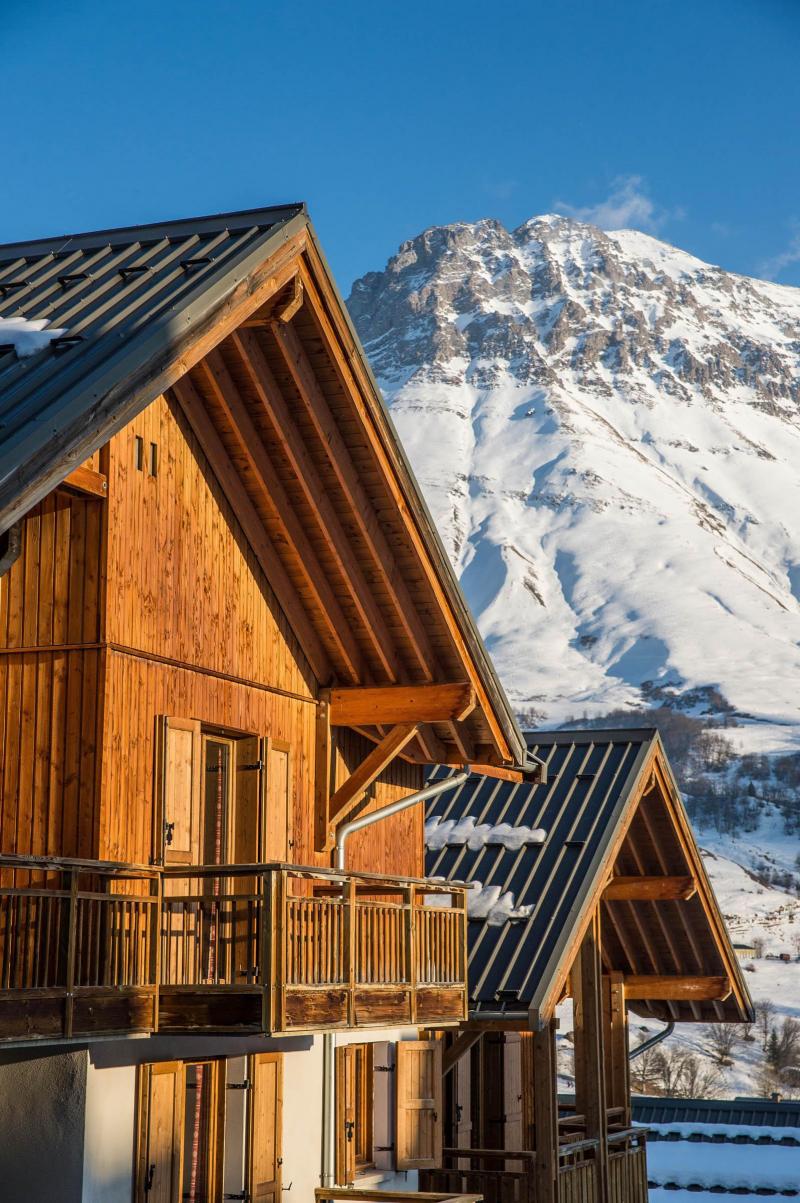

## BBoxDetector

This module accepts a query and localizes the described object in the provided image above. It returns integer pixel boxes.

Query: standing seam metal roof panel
[0,204,306,532]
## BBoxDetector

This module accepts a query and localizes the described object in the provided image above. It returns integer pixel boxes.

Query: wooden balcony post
[276,870,288,1031]
[532,1019,559,1203]
[259,870,275,1033]
[602,971,629,1126]
[573,913,609,1203]
[405,885,417,1023]
[64,867,79,1038]
[343,877,356,1026]
[152,870,163,1033]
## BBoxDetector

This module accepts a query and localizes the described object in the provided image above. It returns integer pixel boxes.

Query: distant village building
[733,942,758,960]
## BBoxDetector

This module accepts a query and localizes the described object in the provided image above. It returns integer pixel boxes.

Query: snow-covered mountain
[349,215,800,1093]
[349,215,800,735]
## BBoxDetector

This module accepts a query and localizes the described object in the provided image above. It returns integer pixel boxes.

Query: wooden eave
[529,737,753,1029]
[165,225,524,769]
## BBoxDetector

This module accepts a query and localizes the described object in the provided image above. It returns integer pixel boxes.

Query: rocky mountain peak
[347,214,800,733]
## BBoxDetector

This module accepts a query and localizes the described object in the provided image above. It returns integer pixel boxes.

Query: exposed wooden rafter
[198,351,366,683]
[268,316,442,685]
[329,683,476,727]
[603,875,697,902]
[170,374,331,684]
[232,327,404,685]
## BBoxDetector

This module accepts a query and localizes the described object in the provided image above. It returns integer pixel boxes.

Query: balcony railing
[0,855,467,1043]
[420,1130,647,1203]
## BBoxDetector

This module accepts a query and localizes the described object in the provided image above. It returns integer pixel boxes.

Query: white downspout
[320,769,471,1186]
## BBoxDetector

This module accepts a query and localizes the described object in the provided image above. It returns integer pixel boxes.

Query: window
[158,720,292,869]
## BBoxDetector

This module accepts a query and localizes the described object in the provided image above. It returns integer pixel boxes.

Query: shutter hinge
[237,760,264,772]
[374,1064,395,1072]
[375,1145,395,1152]
[223,1193,250,1201]
[226,1079,251,1091]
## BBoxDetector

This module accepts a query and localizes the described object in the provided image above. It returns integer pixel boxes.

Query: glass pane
[182,1063,214,1202]
[203,741,231,866]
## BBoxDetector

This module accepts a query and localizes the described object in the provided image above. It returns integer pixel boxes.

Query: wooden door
[249,1052,283,1203]
[336,1045,357,1185]
[396,1039,443,1170]
[264,742,291,862]
[160,718,201,866]
[137,1062,185,1203]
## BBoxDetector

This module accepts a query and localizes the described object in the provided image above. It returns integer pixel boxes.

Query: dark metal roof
[633,1094,800,1138]
[426,729,751,1025]
[0,203,306,533]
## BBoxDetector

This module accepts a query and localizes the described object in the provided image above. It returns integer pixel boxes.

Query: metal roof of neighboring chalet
[0,204,527,768]
[426,729,753,1026]
[633,1094,800,1137]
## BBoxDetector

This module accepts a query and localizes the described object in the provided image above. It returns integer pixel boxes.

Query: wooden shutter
[136,1062,185,1203]
[264,742,291,861]
[235,735,264,863]
[335,1045,357,1185]
[248,1052,283,1203]
[395,1039,443,1170]
[160,717,201,865]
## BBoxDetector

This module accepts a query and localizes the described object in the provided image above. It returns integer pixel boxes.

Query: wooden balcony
[0,855,467,1043]
[420,1130,648,1203]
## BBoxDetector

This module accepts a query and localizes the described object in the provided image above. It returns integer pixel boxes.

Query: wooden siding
[105,392,315,698]
[0,385,427,877]
[0,469,105,859]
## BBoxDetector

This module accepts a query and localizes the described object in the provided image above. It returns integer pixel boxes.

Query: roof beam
[232,328,404,684]
[327,722,420,832]
[59,465,108,499]
[268,316,442,684]
[623,975,731,1001]
[170,375,332,684]
[603,876,696,902]
[198,351,366,683]
[330,683,475,727]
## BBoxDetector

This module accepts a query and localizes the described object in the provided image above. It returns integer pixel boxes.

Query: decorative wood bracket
[442,1029,482,1077]
[60,465,108,498]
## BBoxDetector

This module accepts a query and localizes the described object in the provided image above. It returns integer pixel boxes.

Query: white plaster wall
[0,1049,87,1203]
[82,1062,137,1203]
[282,1039,325,1201]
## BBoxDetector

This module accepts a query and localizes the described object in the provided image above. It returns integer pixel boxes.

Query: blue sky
[3,0,800,292]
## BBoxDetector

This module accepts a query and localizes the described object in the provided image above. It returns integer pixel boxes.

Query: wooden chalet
[0,205,533,1203]
[421,730,754,1203]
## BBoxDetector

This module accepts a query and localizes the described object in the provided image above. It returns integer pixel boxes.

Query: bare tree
[755,1000,776,1051]
[752,935,766,958]
[630,1045,662,1094]
[705,1022,741,1065]
[650,1047,723,1098]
